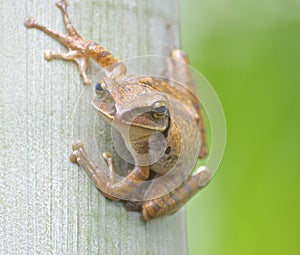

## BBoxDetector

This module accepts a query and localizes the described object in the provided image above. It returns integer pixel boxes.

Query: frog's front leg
[142,167,210,221]
[70,140,150,200]
[24,0,124,83]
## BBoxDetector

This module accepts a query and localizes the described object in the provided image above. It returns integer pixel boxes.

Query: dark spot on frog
[162,126,169,138]
[165,146,171,154]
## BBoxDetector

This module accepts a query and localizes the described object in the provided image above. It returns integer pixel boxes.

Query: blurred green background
[180,0,300,254]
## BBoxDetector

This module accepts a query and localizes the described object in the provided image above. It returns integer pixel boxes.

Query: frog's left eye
[95,80,107,97]
[152,101,168,119]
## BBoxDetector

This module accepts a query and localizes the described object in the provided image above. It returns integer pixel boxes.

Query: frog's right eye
[95,80,107,97]
[152,101,168,119]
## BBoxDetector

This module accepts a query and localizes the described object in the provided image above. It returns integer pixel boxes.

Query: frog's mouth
[92,97,169,132]
[92,97,117,119]
[120,112,169,132]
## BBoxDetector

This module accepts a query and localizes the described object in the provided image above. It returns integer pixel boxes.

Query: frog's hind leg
[142,166,210,221]
[123,201,144,212]
[25,0,124,83]
[168,47,208,158]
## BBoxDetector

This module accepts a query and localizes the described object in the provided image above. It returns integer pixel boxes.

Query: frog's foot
[142,166,210,221]
[70,140,150,200]
[25,1,123,82]
[24,2,91,84]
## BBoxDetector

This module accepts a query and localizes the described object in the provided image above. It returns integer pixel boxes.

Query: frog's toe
[55,0,67,9]
[102,151,112,160]
[70,151,79,163]
[81,75,91,85]
[196,166,210,187]
[44,50,54,61]
[72,139,84,151]
[70,140,84,163]
[24,17,37,28]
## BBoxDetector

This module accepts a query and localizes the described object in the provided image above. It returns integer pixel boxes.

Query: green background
[180,0,300,254]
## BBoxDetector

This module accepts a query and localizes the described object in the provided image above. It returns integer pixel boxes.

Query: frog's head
[92,77,170,137]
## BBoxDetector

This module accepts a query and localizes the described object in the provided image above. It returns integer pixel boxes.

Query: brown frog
[24,0,210,221]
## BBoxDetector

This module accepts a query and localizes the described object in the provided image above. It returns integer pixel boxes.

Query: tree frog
[24,0,210,221]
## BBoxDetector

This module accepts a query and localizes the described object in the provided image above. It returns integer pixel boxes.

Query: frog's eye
[95,80,107,97]
[152,101,168,119]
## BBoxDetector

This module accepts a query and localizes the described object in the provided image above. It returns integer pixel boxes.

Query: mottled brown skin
[25,0,210,221]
